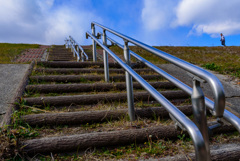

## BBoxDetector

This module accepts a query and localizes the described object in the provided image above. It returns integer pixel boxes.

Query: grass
[109,45,240,78]
[0,101,40,159]
[0,43,39,64]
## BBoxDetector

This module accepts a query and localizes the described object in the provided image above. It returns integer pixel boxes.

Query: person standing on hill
[220,33,225,46]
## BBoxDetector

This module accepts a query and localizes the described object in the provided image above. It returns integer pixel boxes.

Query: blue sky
[1,0,240,46]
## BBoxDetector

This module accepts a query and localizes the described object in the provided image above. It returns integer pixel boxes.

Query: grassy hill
[109,45,240,78]
[1,43,240,78]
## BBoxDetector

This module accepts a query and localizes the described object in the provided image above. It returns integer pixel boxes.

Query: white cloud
[44,5,101,45]
[0,0,101,44]
[174,0,240,36]
[141,0,175,31]
[141,0,240,38]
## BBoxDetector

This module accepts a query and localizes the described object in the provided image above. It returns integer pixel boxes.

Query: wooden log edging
[37,61,146,68]
[21,125,181,154]
[0,61,35,127]
[34,68,153,74]
[24,90,189,106]
[21,105,192,126]
[30,74,164,83]
[26,82,175,93]
[159,144,240,161]
[20,124,236,155]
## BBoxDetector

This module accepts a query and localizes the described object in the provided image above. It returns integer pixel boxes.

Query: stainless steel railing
[65,36,88,62]
[103,33,240,133]
[92,22,225,118]
[86,31,210,161]
[86,22,240,161]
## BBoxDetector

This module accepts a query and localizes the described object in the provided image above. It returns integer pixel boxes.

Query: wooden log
[21,125,181,154]
[49,53,72,56]
[48,57,74,59]
[24,90,189,106]
[37,61,146,68]
[22,105,192,126]
[48,55,73,57]
[49,52,72,54]
[37,61,116,68]
[30,74,163,83]
[34,68,153,74]
[26,82,175,93]
[20,125,236,155]
[159,144,240,161]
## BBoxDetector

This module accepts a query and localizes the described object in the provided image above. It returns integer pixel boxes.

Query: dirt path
[158,64,240,114]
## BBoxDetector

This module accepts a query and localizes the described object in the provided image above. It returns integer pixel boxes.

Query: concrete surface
[158,64,240,114]
[0,64,29,122]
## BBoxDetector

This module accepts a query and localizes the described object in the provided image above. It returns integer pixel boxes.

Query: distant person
[220,33,225,46]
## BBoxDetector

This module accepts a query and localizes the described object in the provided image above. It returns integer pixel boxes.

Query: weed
[202,63,222,71]
[0,103,40,159]
[177,134,186,141]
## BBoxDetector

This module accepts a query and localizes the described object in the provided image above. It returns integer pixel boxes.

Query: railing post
[70,39,73,53]
[81,51,84,62]
[92,24,97,62]
[191,79,211,161]
[76,45,79,55]
[65,39,68,48]
[103,29,109,82]
[76,45,79,62]
[69,37,72,51]
[72,41,75,57]
[124,40,135,121]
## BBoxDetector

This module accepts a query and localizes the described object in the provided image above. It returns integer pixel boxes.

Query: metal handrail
[104,34,240,133]
[69,36,88,61]
[86,31,209,161]
[69,37,80,61]
[87,22,240,161]
[64,38,69,49]
[92,22,225,118]
[67,36,88,62]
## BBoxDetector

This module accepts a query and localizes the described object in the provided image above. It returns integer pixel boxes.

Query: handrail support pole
[191,79,211,161]
[103,29,109,82]
[124,40,135,121]
[81,51,84,62]
[92,24,97,62]
[68,35,87,62]
[70,39,73,53]
[76,45,80,62]
[73,40,76,57]
[65,39,69,48]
